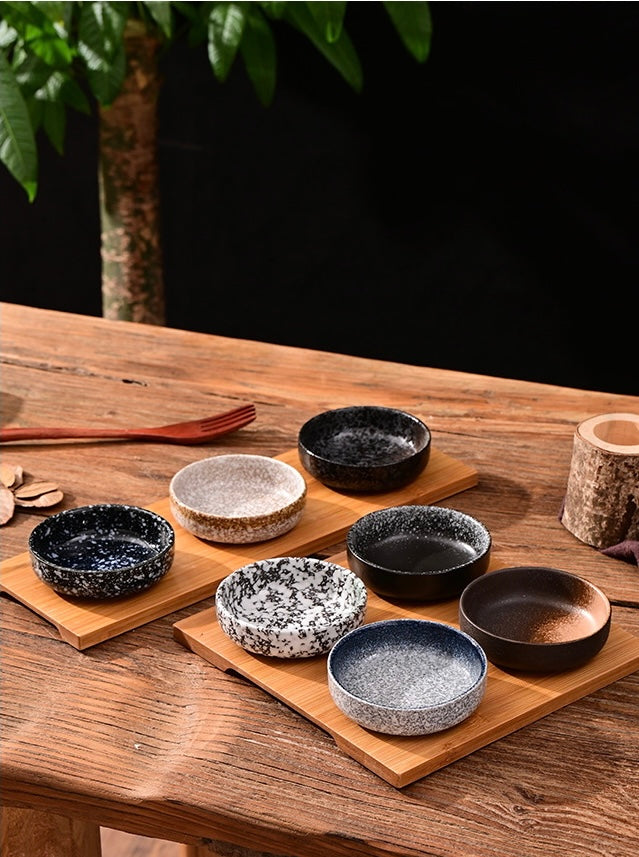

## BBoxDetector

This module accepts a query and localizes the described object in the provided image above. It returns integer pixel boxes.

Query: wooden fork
[0,404,257,445]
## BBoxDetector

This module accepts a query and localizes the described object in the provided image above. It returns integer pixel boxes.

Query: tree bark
[561,412,639,549]
[98,22,165,324]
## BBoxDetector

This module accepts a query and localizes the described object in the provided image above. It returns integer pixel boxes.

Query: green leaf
[0,1,46,29]
[85,41,125,104]
[207,2,247,82]
[284,2,362,93]
[33,2,70,24]
[0,48,38,200]
[24,21,74,68]
[142,1,173,38]
[0,19,19,49]
[33,69,91,114]
[240,5,275,107]
[258,2,286,19]
[382,1,432,63]
[78,1,128,70]
[306,1,346,44]
[26,93,43,131]
[41,97,65,153]
[58,74,91,113]
[13,52,53,95]
[171,2,211,46]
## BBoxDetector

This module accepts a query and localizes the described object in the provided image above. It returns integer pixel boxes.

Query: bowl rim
[215,556,368,638]
[327,617,488,712]
[459,565,612,647]
[298,405,431,470]
[346,504,492,577]
[28,502,175,574]
[169,453,307,521]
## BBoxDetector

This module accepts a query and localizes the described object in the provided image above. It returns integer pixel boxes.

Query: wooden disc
[561,413,639,549]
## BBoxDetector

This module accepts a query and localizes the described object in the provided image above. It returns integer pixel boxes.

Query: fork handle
[0,427,153,442]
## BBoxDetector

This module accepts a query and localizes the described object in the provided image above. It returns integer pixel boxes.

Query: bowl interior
[298,406,430,468]
[28,504,174,572]
[215,557,367,633]
[328,619,486,710]
[170,454,306,518]
[459,566,611,644]
[348,505,491,575]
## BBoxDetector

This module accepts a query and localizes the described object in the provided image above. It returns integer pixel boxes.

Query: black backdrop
[2,2,637,395]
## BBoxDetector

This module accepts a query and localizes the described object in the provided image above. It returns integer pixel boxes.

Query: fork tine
[197,404,256,438]
[199,404,256,432]
[200,404,255,426]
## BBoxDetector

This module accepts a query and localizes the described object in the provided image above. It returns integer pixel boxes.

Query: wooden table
[1,302,638,857]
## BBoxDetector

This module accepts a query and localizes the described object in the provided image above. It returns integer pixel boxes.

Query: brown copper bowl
[458,566,611,672]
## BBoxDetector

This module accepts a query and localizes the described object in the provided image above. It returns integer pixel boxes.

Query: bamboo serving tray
[0,446,477,649]
[173,551,639,788]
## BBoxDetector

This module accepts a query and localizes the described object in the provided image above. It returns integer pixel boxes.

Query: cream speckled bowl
[169,454,307,543]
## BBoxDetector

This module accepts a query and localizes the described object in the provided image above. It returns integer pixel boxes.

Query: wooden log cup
[561,413,639,549]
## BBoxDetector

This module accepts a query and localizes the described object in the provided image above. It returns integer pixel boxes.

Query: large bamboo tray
[0,446,477,649]
[173,551,639,788]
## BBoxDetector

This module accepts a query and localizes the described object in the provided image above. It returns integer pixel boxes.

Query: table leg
[0,807,102,857]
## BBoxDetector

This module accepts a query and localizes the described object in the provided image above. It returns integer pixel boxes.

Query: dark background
[1,2,637,395]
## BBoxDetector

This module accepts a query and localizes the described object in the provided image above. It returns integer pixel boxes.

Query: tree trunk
[98,22,165,324]
[561,412,639,549]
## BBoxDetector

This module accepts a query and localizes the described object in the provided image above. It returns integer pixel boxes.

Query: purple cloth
[600,540,639,566]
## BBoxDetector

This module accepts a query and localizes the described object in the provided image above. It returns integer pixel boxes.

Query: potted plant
[0,1,432,324]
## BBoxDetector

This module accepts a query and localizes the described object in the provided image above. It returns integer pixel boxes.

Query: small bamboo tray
[0,446,477,649]
[174,551,639,788]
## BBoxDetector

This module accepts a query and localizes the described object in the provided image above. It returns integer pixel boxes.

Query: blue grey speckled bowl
[298,405,431,493]
[327,618,488,735]
[347,505,492,601]
[28,504,175,599]
[215,556,368,658]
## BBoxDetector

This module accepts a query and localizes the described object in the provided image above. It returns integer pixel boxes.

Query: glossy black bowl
[346,504,492,601]
[459,566,612,672]
[298,405,431,493]
[29,503,175,599]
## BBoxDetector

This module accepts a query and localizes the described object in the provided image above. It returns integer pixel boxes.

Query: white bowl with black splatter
[215,557,368,658]
[327,618,487,735]
[170,454,307,543]
[28,503,175,599]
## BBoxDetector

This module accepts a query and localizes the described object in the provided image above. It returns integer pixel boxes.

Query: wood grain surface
[1,303,638,857]
[173,551,639,788]
[0,447,476,649]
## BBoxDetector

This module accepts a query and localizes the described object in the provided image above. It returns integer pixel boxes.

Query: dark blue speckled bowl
[327,618,487,735]
[298,406,431,493]
[28,504,175,599]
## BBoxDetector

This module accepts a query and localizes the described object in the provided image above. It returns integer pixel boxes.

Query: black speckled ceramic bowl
[346,505,492,601]
[215,556,368,658]
[28,504,175,599]
[170,454,307,543]
[298,406,431,493]
[459,566,612,672]
[327,618,487,735]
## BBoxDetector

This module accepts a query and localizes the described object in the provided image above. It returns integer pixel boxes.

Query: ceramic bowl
[327,618,487,735]
[346,504,492,601]
[215,556,368,658]
[28,503,175,599]
[297,405,431,493]
[459,566,612,672]
[169,454,307,543]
